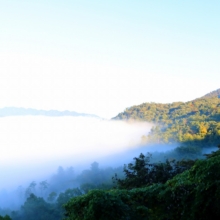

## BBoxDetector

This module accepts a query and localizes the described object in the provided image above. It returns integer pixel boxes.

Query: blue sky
[0,1,219,118]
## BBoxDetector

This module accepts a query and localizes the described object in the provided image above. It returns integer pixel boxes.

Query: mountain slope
[113,89,220,146]
[200,88,220,99]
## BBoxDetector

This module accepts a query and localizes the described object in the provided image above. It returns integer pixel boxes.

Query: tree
[25,181,37,198]
[12,194,57,220]
[64,148,220,220]
[47,192,57,203]
[39,180,49,197]
[113,153,194,189]
[0,215,11,220]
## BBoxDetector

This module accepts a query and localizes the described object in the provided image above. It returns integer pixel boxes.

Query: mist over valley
[0,89,220,219]
[1,1,220,218]
[0,115,152,190]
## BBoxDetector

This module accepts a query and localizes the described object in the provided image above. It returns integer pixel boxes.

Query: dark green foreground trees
[0,215,11,220]
[64,148,220,220]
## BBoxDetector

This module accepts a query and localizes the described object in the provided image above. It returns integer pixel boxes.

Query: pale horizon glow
[0,1,220,118]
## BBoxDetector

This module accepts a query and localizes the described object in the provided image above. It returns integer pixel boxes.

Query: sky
[0,1,220,118]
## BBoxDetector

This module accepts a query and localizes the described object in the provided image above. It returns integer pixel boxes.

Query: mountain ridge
[199,88,220,99]
[0,107,99,118]
[113,88,220,146]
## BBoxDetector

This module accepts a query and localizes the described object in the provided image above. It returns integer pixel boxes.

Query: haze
[0,116,152,189]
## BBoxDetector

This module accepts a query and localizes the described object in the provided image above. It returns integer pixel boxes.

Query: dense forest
[1,89,220,219]
[113,88,220,147]
[1,145,219,220]
[0,164,124,220]
[65,146,220,219]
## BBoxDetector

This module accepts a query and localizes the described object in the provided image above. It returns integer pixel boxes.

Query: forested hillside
[65,146,220,219]
[113,89,220,146]
[1,89,220,220]
[201,88,220,98]
[2,146,215,220]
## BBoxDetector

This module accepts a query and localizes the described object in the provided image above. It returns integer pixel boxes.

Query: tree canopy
[113,91,220,146]
[64,147,220,220]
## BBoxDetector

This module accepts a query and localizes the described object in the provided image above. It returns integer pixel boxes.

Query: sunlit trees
[113,95,220,146]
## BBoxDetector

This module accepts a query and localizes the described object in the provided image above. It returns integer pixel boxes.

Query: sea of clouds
[0,116,152,189]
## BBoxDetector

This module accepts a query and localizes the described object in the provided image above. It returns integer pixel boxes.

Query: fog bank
[0,116,152,189]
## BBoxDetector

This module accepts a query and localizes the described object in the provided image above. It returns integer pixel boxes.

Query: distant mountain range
[0,107,99,118]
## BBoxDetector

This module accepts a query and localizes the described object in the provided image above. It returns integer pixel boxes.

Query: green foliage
[113,153,195,189]
[173,145,202,159]
[76,162,123,187]
[57,188,82,206]
[113,96,220,146]
[11,194,59,220]
[0,215,11,220]
[64,152,220,220]
[7,161,123,220]
[64,189,149,220]
[47,192,57,203]
[162,151,220,219]
[201,88,220,99]
[204,144,220,158]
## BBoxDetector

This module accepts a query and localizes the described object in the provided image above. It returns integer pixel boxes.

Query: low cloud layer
[0,116,152,189]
